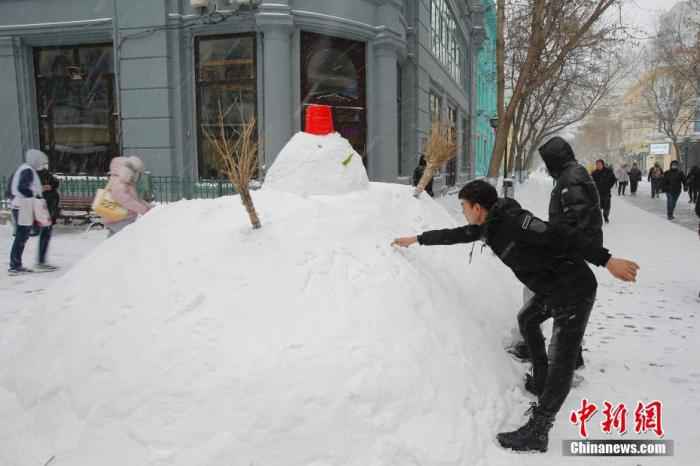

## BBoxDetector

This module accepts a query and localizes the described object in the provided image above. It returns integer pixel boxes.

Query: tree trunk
[493,0,506,175]
[240,189,261,229]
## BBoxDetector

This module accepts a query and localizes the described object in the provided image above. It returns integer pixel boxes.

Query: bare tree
[518,45,628,171]
[654,0,700,97]
[641,66,697,159]
[204,101,261,229]
[489,0,624,177]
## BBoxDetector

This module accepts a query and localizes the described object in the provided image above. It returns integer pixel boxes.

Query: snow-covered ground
[0,224,105,369]
[0,150,698,465]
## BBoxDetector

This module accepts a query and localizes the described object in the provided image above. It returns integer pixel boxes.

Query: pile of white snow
[264,132,369,196]
[0,133,528,466]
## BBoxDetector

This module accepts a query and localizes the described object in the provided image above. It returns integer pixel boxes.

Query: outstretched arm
[392,225,482,248]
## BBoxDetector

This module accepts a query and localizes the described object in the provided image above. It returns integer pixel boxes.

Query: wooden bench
[59,195,99,226]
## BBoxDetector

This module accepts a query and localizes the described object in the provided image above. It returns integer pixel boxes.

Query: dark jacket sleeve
[17,168,35,198]
[417,225,482,246]
[512,212,611,267]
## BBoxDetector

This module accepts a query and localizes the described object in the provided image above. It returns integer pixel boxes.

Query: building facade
[0,0,490,186]
[472,0,495,177]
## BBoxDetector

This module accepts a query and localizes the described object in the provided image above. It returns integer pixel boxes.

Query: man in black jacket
[591,159,616,223]
[648,163,664,198]
[662,160,687,220]
[36,168,60,269]
[629,163,642,195]
[686,165,699,204]
[393,180,639,453]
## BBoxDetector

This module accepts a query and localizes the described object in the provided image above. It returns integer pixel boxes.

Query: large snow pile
[264,132,369,196]
[0,134,526,466]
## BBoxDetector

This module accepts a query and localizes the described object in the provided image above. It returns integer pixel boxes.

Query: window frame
[194,32,258,180]
[429,0,464,84]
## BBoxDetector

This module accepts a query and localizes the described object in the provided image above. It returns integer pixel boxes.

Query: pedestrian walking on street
[628,163,642,195]
[592,159,616,223]
[7,149,52,275]
[35,166,60,270]
[392,180,639,453]
[696,194,700,299]
[615,164,629,196]
[648,163,664,198]
[687,165,700,204]
[662,160,687,220]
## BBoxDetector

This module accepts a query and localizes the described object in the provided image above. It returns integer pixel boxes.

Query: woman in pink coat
[103,156,152,236]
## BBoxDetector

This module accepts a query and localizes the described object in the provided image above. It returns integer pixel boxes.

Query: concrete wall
[406,0,478,190]
[116,0,175,175]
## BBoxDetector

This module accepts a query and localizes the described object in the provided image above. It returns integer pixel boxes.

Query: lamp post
[682,136,691,174]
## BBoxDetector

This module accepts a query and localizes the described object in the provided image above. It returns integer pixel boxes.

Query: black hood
[538,137,576,179]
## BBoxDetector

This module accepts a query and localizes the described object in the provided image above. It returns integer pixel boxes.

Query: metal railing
[1,173,241,208]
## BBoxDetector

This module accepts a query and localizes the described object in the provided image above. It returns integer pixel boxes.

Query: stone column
[257,2,294,170]
[372,41,399,182]
[0,38,23,176]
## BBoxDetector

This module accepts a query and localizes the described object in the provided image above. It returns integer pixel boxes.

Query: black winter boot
[497,404,555,453]
[524,372,544,396]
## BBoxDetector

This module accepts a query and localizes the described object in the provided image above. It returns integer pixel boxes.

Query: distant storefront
[0,0,490,185]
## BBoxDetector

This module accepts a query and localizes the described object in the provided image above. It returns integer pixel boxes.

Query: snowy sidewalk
[614,180,698,233]
[440,178,700,465]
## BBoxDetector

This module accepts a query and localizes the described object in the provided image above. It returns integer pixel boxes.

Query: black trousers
[517,294,594,415]
[630,180,639,194]
[600,195,611,220]
[689,186,699,203]
[617,182,627,196]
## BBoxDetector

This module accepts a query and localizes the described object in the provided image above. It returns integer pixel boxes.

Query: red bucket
[304,104,334,135]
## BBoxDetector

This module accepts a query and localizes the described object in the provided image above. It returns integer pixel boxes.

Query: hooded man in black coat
[393,180,639,453]
[508,137,603,378]
[628,163,643,195]
[591,159,616,223]
[509,137,600,377]
[688,165,700,203]
[662,160,687,220]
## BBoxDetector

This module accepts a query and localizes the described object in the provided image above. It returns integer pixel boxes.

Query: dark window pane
[195,34,257,179]
[34,44,118,175]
